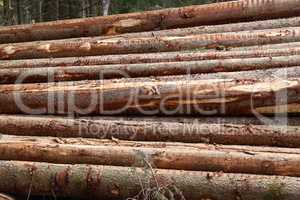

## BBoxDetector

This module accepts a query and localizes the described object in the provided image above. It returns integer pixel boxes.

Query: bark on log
[0,114,300,147]
[1,67,300,116]
[4,134,300,154]
[106,16,300,39]
[2,139,300,176]
[2,55,300,84]
[234,41,300,51]
[1,0,300,43]
[1,27,300,60]
[1,161,300,199]
[2,47,300,69]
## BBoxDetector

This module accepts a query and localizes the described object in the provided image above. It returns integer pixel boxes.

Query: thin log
[1,0,300,43]
[4,134,300,154]
[2,55,300,84]
[1,139,300,176]
[1,27,300,60]
[0,114,300,147]
[105,16,300,39]
[1,67,300,116]
[3,47,300,69]
[234,41,300,50]
[1,161,300,199]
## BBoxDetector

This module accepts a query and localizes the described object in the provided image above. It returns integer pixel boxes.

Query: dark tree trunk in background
[42,0,59,21]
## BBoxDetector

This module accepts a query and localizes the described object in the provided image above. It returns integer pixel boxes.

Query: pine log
[3,47,300,69]
[1,0,300,43]
[1,27,300,60]
[2,138,300,176]
[2,55,300,84]
[0,194,14,200]
[105,16,300,39]
[0,114,300,147]
[234,41,300,51]
[1,67,300,116]
[4,134,300,154]
[1,161,300,199]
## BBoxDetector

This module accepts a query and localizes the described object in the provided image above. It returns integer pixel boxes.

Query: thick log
[1,27,300,60]
[1,0,300,43]
[2,139,300,176]
[2,55,300,84]
[0,114,300,147]
[2,47,300,69]
[1,67,300,116]
[1,161,300,199]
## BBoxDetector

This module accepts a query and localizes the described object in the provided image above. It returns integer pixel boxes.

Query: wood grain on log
[0,67,300,116]
[1,55,300,84]
[1,0,300,43]
[1,27,300,59]
[0,161,300,199]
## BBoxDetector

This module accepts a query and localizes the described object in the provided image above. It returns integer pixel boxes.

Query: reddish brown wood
[1,27,300,59]
[1,0,300,43]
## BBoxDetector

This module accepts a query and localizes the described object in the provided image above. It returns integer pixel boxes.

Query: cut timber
[234,41,300,51]
[2,55,300,84]
[2,47,300,69]
[4,134,300,153]
[0,115,300,147]
[1,161,300,199]
[106,16,300,39]
[2,138,300,176]
[0,67,300,115]
[1,27,300,60]
[1,0,300,43]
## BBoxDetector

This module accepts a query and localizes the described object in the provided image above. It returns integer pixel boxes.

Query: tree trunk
[1,27,300,60]
[1,161,300,199]
[101,0,110,16]
[0,115,300,147]
[2,47,300,69]
[2,55,300,84]
[1,0,300,43]
[41,0,58,22]
[2,138,300,176]
[101,16,300,39]
[0,66,300,115]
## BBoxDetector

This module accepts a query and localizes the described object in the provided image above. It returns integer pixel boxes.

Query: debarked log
[0,67,300,115]
[2,47,300,69]
[1,27,300,60]
[1,138,300,176]
[0,161,300,199]
[1,55,300,84]
[1,0,300,43]
[105,16,300,39]
[0,115,300,147]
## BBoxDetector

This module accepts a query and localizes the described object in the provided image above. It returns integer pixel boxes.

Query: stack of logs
[2,0,300,199]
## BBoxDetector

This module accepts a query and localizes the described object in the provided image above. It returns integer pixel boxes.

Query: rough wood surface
[2,138,300,176]
[1,55,300,84]
[1,0,300,43]
[0,66,300,115]
[2,47,300,69]
[1,161,300,199]
[1,27,300,60]
[104,16,300,39]
[0,115,300,147]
